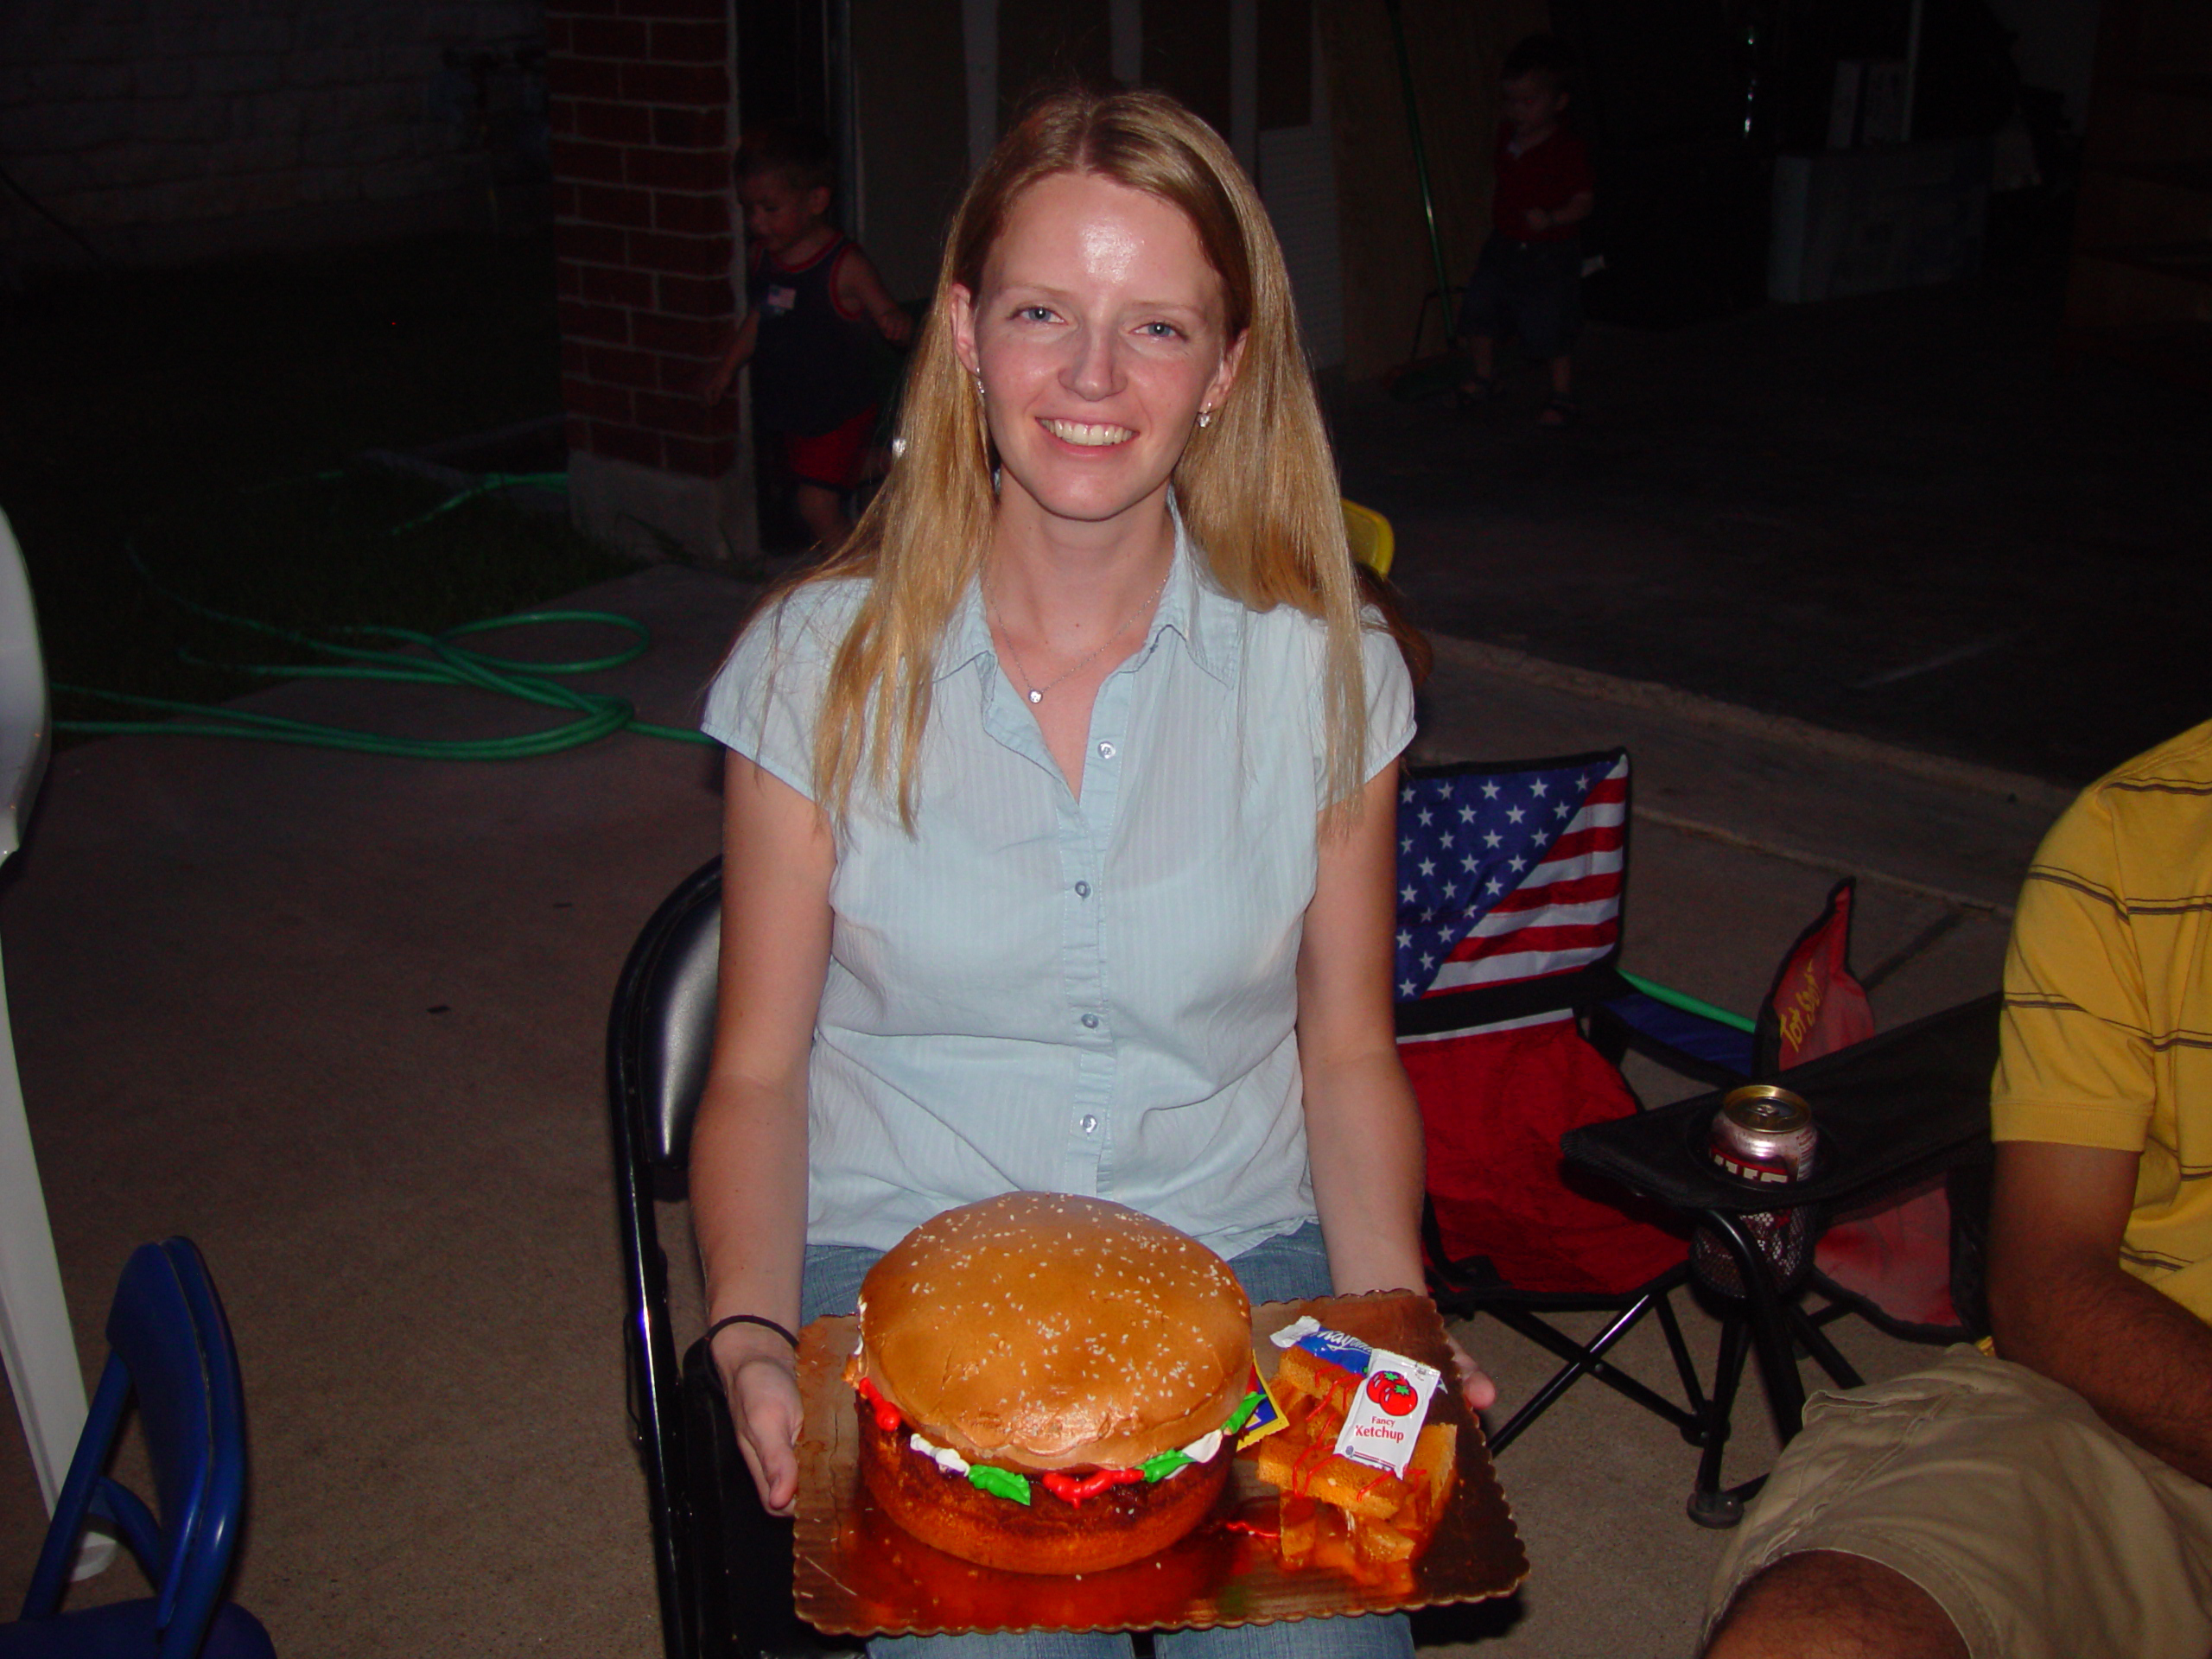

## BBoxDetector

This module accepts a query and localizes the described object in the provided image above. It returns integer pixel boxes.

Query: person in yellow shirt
[1700,718,2212,1659]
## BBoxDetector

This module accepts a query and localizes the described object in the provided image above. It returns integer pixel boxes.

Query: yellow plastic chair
[1341,499,1395,579]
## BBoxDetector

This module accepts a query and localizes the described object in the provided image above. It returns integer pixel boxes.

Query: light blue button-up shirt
[702,524,1414,1261]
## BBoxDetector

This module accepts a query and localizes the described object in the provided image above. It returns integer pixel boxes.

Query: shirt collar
[935,499,1244,690]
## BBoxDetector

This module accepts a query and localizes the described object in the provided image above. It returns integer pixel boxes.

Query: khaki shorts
[1703,1347,2212,1659]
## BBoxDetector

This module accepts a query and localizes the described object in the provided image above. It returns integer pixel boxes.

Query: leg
[1456,334,1498,405]
[1701,1348,2212,1659]
[873,1636,1133,1659]
[791,480,852,549]
[1537,355,1576,425]
[1456,238,1510,402]
[783,408,874,549]
[1704,1550,1967,1659]
[1520,243,1581,425]
[1155,1611,1412,1658]
[1220,1222,1330,1303]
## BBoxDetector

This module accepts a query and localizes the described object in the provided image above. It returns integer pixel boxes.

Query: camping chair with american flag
[1395,747,1861,1524]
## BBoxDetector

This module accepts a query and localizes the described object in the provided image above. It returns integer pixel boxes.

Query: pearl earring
[974,375,986,401]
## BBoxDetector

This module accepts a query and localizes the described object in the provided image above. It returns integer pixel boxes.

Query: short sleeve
[1359,622,1417,783]
[1989,788,2156,1154]
[699,581,863,802]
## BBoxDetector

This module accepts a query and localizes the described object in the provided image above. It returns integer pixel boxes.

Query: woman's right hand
[712,1324,805,1516]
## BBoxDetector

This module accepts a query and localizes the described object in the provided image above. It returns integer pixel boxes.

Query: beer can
[1707,1084,1818,1185]
[1693,1084,1819,1297]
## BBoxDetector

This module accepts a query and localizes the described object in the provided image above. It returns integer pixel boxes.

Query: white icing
[910,1433,970,1476]
[1177,1428,1224,1466]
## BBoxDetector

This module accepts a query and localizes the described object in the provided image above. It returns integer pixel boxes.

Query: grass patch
[0,227,637,720]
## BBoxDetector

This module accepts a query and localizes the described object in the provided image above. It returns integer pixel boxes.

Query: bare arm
[700,308,760,401]
[690,748,836,1513]
[1986,1138,2212,1485]
[835,246,912,345]
[1298,765,1497,1409]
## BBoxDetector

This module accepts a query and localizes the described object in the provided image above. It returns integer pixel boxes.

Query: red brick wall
[547,0,737,481]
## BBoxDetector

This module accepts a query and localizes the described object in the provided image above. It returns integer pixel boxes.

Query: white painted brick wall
[1,0,545,272]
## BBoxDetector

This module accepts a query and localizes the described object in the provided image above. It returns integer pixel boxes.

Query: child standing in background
[1458,35,1592,427]
[702,121,911,549]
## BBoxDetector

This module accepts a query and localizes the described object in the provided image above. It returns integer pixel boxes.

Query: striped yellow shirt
[1991,718,2212,1323]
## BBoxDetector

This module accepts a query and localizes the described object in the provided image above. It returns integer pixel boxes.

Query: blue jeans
[804,1224,1415,1659]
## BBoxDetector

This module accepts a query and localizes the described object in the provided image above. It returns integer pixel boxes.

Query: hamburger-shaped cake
[845,1192,1257,1574]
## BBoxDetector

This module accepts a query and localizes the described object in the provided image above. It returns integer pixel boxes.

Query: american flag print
[1393,753,1628,1003]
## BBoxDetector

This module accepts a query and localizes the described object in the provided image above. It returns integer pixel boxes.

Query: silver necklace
[987,563,1173,705]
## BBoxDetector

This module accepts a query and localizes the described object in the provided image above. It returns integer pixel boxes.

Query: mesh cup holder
[1691,1204,1821,1299]
[1686,1092,1823,1300]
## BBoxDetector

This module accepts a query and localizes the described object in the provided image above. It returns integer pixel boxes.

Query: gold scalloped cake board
[793,1292,1529,1637]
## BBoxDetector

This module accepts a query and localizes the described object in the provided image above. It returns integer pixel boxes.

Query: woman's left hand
[1445,1330,1498,1414]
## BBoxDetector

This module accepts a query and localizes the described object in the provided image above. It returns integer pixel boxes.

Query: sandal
[1538,397,1580,427]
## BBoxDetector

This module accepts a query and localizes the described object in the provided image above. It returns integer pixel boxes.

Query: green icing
[1222,1389,1262,1436]
[1141,1448,1192,1483]
[959,1389,1270,1501]
[1139,1389,1264,1484]
[967,1465,1032,1506]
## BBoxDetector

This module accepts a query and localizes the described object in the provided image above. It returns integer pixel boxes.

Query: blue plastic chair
[0,1239,275,1658]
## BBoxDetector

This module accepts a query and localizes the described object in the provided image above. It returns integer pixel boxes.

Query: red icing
[855,1376,903,1433]
[1040,1465,1144,1505]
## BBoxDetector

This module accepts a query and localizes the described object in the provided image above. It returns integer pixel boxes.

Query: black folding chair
[607,856,852,1659]
[1563,994,2002,1512]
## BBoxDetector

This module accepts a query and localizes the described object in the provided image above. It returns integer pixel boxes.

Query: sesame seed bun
[855,1192,1255,1473]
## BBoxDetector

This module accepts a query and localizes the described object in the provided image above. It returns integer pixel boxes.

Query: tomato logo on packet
[1333,1346,1442,1477]
[1365,1370,1419,1417]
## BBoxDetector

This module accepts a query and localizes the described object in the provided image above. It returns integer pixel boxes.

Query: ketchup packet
[1329,1346,1442,1478]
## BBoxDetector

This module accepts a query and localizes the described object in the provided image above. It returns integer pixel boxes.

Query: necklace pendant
[1027,689,1043,704]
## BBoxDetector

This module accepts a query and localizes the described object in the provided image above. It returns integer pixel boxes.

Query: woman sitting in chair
[692,86,1491,1656]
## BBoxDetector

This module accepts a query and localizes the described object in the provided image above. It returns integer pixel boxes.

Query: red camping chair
[1764,883,1975,1340]
[1395,753,1718,1479]
[1398,753,1890,1524]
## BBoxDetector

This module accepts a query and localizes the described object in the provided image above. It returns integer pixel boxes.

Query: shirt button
[1080,1115,1099,1135]
[1097,741,1116,760]
[1081,1013,1100,1029]
[1074,880,1090,898]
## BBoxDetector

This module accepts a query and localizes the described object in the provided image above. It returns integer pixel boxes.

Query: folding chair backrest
[20,1238,251,1659]
[1754,876,1875,1077]
[613,858,725,1186]
[1394,748,1629,1035]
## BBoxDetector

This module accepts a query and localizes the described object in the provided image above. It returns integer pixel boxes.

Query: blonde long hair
[794,87,1370,825]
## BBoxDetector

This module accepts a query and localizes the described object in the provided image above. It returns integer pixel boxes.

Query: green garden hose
[53,474,715,760]
[54,607,712,758]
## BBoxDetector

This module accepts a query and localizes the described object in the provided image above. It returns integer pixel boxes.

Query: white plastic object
[0,506,109,1574]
